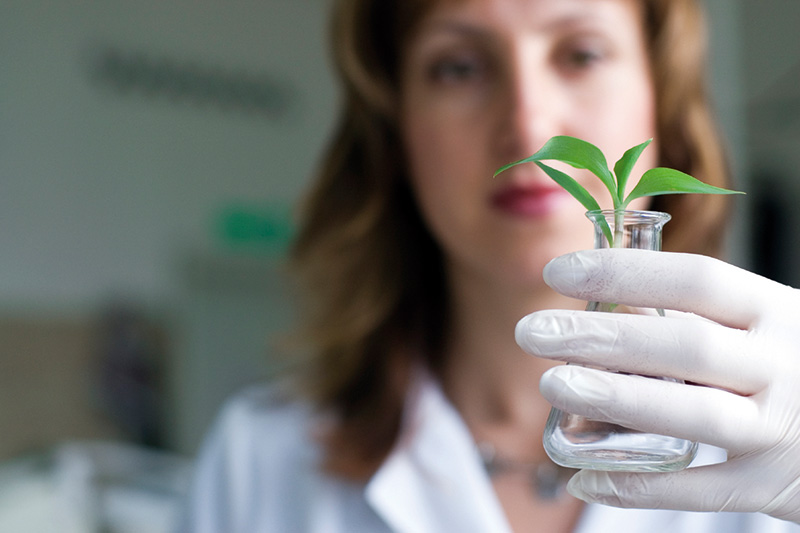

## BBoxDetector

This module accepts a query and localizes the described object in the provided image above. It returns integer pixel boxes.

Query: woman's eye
[567,48,602,68]
[555,37,610,74]
[427,54,487,85]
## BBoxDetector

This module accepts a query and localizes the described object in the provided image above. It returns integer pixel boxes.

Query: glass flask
[542,209,698,472]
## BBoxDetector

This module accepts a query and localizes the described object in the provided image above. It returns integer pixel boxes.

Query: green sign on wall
[216,203,294,255]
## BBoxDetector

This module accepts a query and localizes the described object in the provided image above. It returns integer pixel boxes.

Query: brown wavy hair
[289,0,732,480]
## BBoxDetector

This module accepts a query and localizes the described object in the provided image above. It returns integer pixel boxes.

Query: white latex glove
[515,248,800,524]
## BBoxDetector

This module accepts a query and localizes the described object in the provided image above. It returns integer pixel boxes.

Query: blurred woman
[179,0,800,531]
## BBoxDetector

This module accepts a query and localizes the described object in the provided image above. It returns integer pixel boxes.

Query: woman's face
[400,0,656,289]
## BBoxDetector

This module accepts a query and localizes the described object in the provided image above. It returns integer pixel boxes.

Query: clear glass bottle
[542,209,698,472]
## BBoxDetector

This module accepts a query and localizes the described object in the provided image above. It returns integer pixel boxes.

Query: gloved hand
[515,248,800,524]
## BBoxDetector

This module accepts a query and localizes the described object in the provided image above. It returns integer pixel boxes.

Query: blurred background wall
[737,0,800,286]
[0,0,798,474]
[1,0,336,461]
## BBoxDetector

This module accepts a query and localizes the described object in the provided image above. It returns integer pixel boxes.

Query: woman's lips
[490,184,570,217]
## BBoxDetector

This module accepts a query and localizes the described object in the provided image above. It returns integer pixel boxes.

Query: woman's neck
[439,265,584,462]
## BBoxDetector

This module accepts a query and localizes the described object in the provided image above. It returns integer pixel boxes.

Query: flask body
[542,210,698,472]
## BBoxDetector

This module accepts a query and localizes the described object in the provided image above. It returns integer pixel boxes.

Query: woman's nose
[494,55,562,162]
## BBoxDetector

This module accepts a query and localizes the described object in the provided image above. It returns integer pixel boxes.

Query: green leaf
[495,136,617,204]
[535,136,617,200]
[495,136,744,242]
[613,139,652,204]
[536,162,613,244]
[623,167,744,207]
[535,162,601,212]
[494,158,525,177]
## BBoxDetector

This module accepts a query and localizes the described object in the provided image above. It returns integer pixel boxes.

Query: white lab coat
[177,371,800,533]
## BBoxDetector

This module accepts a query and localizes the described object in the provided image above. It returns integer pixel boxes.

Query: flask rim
[585,209,671,225]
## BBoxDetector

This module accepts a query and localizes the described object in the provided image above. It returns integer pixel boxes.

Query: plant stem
[613,209,625,248]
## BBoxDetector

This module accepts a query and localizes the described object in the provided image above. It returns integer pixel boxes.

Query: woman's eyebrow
[417,10,611,40]
[414,19,494,41]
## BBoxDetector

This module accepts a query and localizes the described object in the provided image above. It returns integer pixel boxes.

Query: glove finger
[567,461,800,522]
[517,309,768,395]
[543,249,784,330]
[540,365,760,452]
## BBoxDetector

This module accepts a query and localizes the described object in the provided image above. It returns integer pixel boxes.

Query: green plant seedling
[494,135,744,246]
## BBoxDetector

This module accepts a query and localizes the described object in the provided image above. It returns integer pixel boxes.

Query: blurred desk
[0,440,191,533]
[0,317,122,460]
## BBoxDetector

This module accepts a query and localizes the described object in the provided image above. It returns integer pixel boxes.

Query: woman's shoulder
[211,379,318,455]
[194,381,318,493]
[179,380,328,532]
[219,379,309,421]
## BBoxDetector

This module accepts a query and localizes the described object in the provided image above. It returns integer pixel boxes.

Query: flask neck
[586,209,670,251]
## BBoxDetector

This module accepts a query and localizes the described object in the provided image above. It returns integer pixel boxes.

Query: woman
[179,0,800,531]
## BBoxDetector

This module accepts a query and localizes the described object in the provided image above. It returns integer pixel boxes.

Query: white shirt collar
[365,369,512,533]
[361,369,737,533]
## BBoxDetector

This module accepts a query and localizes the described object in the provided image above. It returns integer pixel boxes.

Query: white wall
[1,0,339,454]
[703,0,749,266]
[739,0,800,286]
[0,0,337,315]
